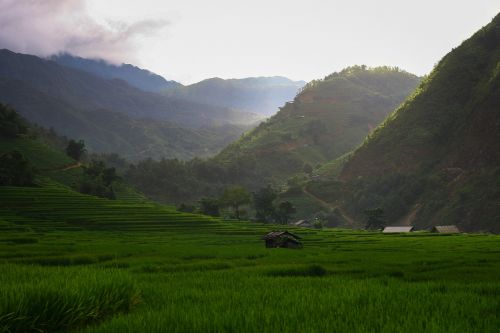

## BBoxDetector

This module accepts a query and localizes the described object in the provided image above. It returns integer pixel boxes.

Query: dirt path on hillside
[302,186,356,226]
[41,162,82,172]
[396,203,422,226]
[60,162,82,171]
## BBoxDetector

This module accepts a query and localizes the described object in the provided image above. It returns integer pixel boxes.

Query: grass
[0,185,499,332]
[0,265,140,333]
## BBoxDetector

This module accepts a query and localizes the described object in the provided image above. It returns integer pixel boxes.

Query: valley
[0,5,498,333]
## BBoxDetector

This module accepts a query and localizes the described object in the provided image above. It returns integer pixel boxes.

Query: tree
[101,167,120,186]
[312,218,323,229]
[0,151,36,186]
[198,197,220,217]
[66,139,86,161]
[0,104,28,138]
[274,201,296,224]
[79,160,119,199]
[253,185,277,222]
[364,208,386,230]
[302,163,313,176]
[220,186,251,220]
[177,203,196,213]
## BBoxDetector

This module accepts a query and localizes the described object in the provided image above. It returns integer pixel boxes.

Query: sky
[0,0,498,84]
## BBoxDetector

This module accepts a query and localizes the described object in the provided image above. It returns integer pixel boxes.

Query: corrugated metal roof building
[431,225,460,233]
[382,226,415,233]
[294,220,312,227]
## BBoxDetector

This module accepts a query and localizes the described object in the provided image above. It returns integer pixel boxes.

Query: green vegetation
[0,150,36,186]
[126,66,421,204]
[1,115,496,331]
[0,111,141,202]
[0,12,499,333]
[215,66,420,185]
[299,13,500,232]
[0,103,28,138]
[220,186,252,220]
[0,265,140,333]
[79,160,120,199]
[0,184,498,332]
[0,49,257,161]
[66,139,86,161]
[364,208,386,230]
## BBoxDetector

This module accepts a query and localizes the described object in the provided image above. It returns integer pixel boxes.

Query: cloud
[0,0,169,63]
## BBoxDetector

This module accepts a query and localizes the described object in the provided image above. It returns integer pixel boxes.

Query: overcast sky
[0,0,498,84]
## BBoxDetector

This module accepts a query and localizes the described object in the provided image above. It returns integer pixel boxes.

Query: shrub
[0,151,36,186]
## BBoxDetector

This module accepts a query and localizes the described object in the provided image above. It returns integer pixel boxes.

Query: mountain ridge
[309,13,500,232]
[50,53,182,92]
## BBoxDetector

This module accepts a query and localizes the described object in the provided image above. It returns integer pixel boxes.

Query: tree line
[177,185,297,224]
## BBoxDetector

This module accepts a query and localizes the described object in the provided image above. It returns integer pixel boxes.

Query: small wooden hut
[262,231,302,249]
[431,225,460,233]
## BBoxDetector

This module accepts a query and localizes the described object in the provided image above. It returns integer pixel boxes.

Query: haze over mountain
[0,49,258,160]
[166,77,306,116]
[50,53,182,92]
[51,53,305,116]
[126,66,421,204]
[215,66,421,185]
[306,13,500,232]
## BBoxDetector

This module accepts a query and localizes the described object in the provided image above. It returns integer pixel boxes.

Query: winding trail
[60,162,82,171]
[302,186,356,226]
[41,162,82,172]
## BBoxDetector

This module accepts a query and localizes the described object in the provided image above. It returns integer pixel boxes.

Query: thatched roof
[383,226,414,233]
[432,225,460,233]
[262,231,301,240]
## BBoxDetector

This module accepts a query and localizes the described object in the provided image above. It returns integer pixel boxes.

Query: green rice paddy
[0,185,499,332]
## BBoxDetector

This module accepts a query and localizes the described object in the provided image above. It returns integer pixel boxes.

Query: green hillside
[305,14,500,232]
[123,67,420,204]
[216,66,420,185]
[0,136,82,186]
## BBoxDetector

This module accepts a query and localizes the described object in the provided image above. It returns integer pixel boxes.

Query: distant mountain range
[165,76,306,116]
[52,53,305,116]
[0,49,261,160]
[0,49,256,127]
[0,50,307,160]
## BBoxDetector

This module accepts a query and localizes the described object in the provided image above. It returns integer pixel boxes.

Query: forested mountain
[126,66,420,204]
[0,49,258,160]
[0,49,257,127]
[166,77,305,116]
[307,13,500,232]
[50,53,182,92]
[215,66,421,185]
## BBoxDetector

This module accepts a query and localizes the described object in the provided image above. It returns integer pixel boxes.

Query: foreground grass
[0,185,499,332]
[0,265,140,333]
[0,229,498,333]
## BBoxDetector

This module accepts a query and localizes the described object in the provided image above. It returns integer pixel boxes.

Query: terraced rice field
[0,185,499,332]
